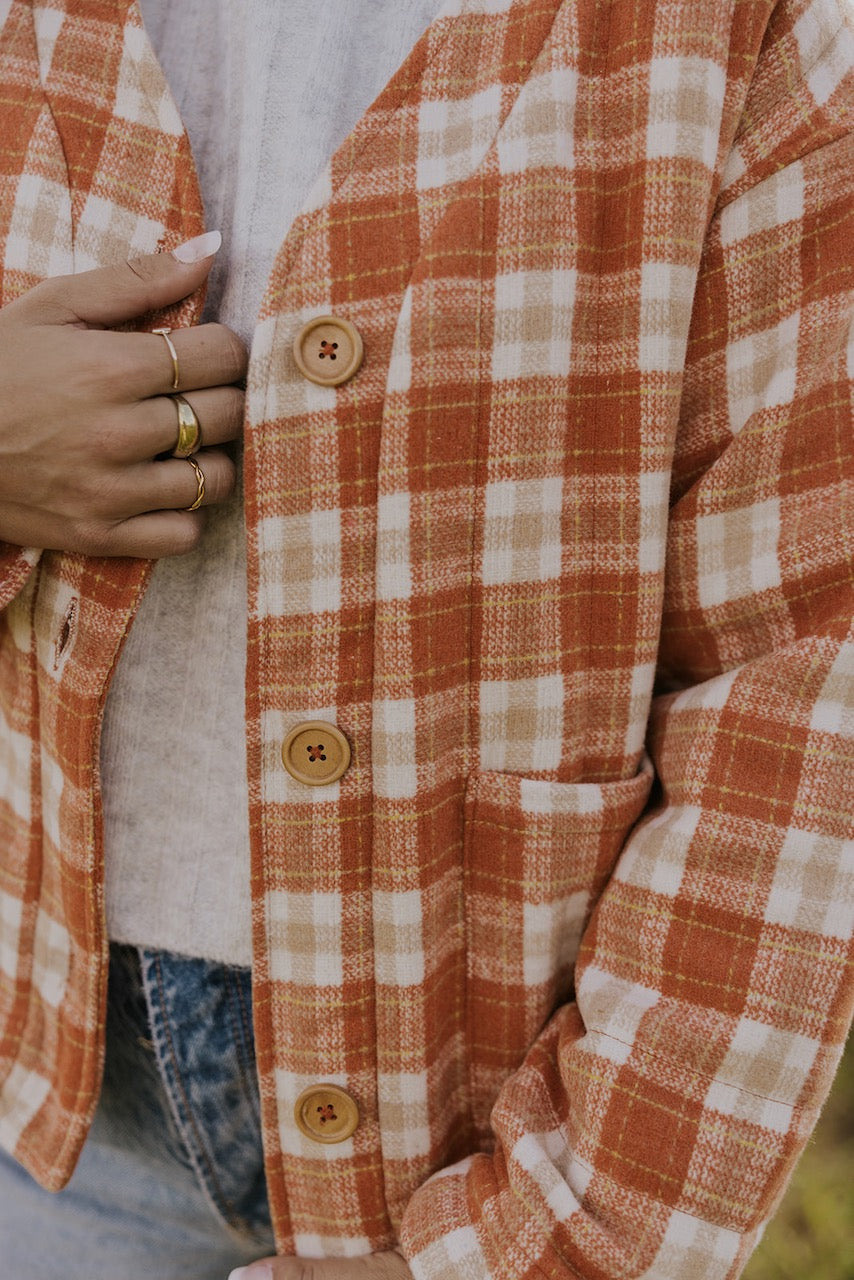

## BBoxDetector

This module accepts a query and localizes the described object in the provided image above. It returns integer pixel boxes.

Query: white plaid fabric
[267,890,345,987]
[0,4,851,1278]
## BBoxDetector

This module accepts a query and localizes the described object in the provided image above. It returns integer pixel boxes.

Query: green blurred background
[743,1036,854,1280]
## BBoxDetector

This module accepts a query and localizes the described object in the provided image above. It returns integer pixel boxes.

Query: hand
[0,231,248,558]
[227,1249,413,1280]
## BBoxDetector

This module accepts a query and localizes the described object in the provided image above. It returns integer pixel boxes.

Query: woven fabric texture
[0,1,852,1277]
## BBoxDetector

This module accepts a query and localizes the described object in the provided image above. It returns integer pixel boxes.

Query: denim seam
[147,952,246,1234]
[225,968,263,1132]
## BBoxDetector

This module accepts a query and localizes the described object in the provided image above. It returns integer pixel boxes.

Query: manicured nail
[227,1264,273,1280]
[172,230,222,263]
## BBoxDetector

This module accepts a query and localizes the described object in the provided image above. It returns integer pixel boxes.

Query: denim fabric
[0,944,275,1279]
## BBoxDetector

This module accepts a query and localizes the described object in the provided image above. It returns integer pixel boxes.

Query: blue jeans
[0,944,276,1278]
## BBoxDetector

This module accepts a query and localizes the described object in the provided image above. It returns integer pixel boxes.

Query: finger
[89,450,236,519]
[0,501,206,559]
[59,323,247,404]
[80,324,248,400]
[20,232,222,329]
[0,448,234,528]
[228,1262,274,1280]
[86,509,208,558]
[227,1252,414,1280]
[124,386,245,461]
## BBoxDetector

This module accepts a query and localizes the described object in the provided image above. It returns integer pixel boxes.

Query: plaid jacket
[0,0,852,1276]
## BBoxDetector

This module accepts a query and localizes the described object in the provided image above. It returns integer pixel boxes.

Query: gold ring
[170,393,201,457]
[152,326,180,391]
[183,456,205,511]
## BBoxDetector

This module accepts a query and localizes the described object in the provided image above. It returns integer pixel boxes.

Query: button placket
[280,316,363,1175]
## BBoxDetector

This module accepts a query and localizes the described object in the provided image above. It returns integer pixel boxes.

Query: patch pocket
[463,760,653,1132]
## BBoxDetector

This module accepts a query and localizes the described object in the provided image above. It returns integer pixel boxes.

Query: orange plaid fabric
[0,1,852,1276]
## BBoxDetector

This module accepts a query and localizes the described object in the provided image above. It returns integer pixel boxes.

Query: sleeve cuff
[0,545,41,611]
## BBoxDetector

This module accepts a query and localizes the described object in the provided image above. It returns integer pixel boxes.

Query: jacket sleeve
[0,545,40,611]
[400,6,854,1279]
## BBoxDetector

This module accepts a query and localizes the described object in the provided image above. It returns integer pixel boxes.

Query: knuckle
[117,257,164,314]
[24,273,78,310]
[58,335,135,404]
[211,323,249,380]
[222,386,246,433]
[122,256,159,287]
[92,417,130,465]
[22,277,60,310]
[203,451,235,503]
[71,519,115,557]
[78,469,123,519]
[98,347,140,395]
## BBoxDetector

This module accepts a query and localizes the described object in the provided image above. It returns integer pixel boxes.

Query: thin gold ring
[170,393,201,457]
[152,326,180,391]
[183,456,205,511]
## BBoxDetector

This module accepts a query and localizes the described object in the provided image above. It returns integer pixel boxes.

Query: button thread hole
[54,598,79,670]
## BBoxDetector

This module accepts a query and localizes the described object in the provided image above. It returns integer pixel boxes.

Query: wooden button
[293,315,364,386]
[281,720,351,786]
[294,1083,360,1144]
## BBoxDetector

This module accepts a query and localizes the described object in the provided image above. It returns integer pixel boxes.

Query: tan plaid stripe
[0,0,852,1276]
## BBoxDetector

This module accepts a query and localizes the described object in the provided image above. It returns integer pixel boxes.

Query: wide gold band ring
[170,393,202,458]
[183,456,206,511]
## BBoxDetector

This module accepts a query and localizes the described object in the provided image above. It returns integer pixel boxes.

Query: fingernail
[172,230,222,263]
[227,1265,273,1280]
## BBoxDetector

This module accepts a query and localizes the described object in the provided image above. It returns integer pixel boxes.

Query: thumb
[25,229,222,328]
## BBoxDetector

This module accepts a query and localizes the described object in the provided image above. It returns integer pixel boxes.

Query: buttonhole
[54,598,79,669]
